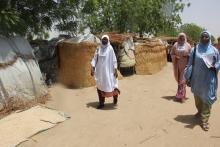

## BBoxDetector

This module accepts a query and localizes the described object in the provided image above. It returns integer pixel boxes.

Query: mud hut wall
[135,42,167,75]
[58,42,97,88]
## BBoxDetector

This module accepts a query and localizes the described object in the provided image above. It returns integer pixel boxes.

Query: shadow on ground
[161,96,175,101]
[86,102,117,110]
[161,96,190,103]
[174,114,200,129]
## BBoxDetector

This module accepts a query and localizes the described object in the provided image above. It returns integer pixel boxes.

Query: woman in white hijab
[91,35,120,109]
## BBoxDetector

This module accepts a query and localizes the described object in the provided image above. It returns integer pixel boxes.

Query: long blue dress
[186,37,220,105]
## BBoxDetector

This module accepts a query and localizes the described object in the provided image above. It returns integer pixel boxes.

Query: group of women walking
[91,31,220,131]
[171,31,220,131]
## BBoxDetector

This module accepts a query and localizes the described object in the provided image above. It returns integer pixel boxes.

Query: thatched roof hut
[134,38,167,75]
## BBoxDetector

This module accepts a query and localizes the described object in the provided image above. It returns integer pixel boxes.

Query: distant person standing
[213,38,218,49]
[171,33,191,102]
[217,37,220,51]
[91,35,120,109]
[185,31,220,131]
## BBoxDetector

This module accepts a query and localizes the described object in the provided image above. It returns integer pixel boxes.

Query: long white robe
[91,44,118,92]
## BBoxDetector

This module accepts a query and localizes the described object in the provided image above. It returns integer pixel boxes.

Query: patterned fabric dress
[171,33,191,101]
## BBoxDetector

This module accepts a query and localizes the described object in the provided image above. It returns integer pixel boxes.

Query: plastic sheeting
[10,36,35,57]
[0,36,47,102]
[0,37,17,64]
[66,28,101,44]
[0,105,70,147]
[118,37,136,67]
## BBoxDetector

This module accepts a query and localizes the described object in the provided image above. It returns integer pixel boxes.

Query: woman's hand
[175,55,180,59]
[210,66,216,72]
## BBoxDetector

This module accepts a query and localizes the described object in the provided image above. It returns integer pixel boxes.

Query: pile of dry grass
[96,33,134,52]
[57,41,98,88]
[96,32,134,44]
[0,93,50,119]
[117,69,123,80]
[135,39,167,75]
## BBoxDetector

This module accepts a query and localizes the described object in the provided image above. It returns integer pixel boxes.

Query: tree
[156,26,178,37]
[0,0,80,38]
[53,0,81,35]
[81,0,190,36]
[179,23,204,42]
[179,23,216,43]
[0,0,190,38]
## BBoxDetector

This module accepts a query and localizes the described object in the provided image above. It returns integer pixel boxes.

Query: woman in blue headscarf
[185,31,220,131]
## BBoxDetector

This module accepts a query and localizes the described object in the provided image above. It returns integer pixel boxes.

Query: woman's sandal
[200,122,209,131]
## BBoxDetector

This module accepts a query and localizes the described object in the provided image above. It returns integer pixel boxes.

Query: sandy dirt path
[20,63,220,147]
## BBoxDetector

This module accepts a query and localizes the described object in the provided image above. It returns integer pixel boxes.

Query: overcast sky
[180,0,220,38]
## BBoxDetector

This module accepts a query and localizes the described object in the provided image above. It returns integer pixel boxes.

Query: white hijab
[99,34,111,56]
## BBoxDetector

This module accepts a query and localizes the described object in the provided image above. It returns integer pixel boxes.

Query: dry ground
[20,63,220,147]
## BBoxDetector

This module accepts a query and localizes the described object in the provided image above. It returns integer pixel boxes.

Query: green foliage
[53,0,81,35]
[210,35,216,44]
[0,0,81,37]
[179,23,204,42]
[0,0,189,37]
[81,0,189,36]
[0,10,25,36]
[157,26,178,37]
[179,23,216,43]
